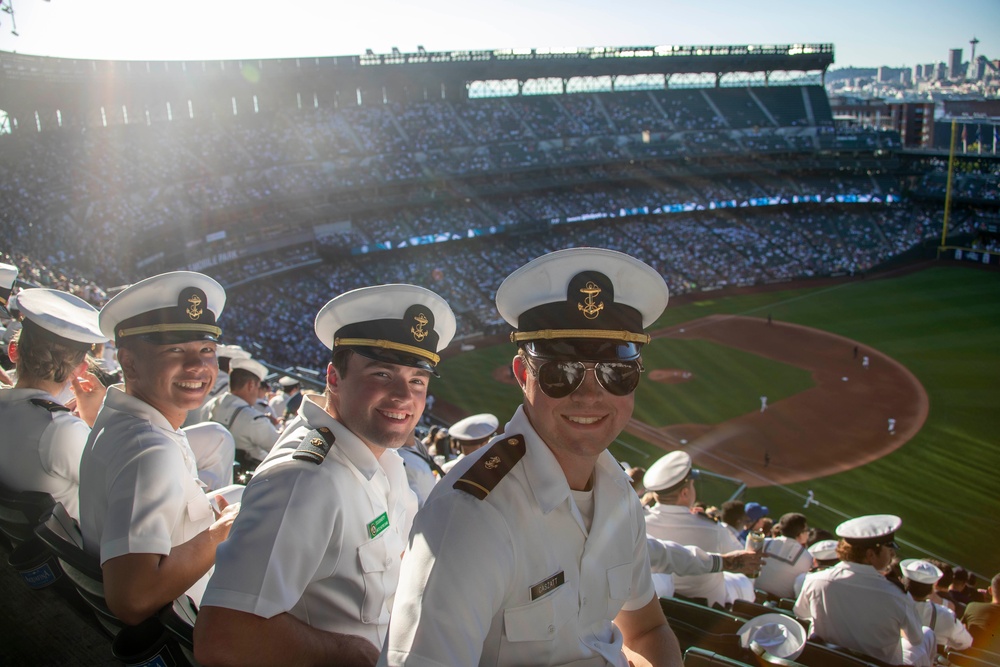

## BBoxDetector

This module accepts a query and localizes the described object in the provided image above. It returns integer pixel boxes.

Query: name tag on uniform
[367,512,389,539]
[530,571,565,600]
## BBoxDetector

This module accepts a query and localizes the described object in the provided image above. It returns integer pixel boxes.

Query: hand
[71,371,108,427]
[721,549,766,576]
[209,495,241,544]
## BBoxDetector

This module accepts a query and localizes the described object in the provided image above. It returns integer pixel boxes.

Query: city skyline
[0,0,997,70]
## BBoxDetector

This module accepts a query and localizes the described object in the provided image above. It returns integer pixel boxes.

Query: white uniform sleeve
[100,433,196,563]
[202,463,339,619]
[938,605,973,651]
[624,499,657,612]
[38,414,89,486]
[646,538,721,576]
[246,413,280,461]
[382,491,514,667]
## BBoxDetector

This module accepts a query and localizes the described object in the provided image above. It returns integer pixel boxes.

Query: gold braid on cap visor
[511,329,650,345]
[117,323,222,338]
[334,337,440,365]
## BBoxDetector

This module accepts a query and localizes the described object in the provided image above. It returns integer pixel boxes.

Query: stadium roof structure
[0,43,833,132]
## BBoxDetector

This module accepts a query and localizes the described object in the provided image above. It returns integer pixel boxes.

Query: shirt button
[582,597,587,605]
[385,558,392,567]
[548,625,555,634]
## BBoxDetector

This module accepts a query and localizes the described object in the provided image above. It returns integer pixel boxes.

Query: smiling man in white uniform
[78,271,241,626]
[382,248,681,667]
[194,284,456,667]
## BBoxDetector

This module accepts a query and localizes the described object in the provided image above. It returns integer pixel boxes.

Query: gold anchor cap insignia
[577,281,604,320]
[186,294,203,320]
[411,312,429,342]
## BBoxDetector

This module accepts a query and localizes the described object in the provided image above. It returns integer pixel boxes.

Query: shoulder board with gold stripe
[452,434,525,500]
[29,398,71,413]
[293,426,335,465]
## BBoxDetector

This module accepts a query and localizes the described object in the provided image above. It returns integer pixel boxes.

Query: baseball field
[431,263,1000,577]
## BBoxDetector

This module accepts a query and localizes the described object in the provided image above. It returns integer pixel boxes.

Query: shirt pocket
[504,582,574,643]
[184,485,214,542]
[357,535,390,624]
[606,562,634,617]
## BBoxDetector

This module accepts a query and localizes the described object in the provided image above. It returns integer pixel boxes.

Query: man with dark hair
[900,559,972,652]
[757,512,812,599]
[383,248,681,667]
[795,515,932,666]
[962,572,1000,652]
[204,357,279,465]
[720,499,748,544]
[79,271,241,625]
[195,284,456,667]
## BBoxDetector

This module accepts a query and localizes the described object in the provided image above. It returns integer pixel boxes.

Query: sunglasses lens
[596,362,642,396]
[537,361,585,398]
[534,360,642,398]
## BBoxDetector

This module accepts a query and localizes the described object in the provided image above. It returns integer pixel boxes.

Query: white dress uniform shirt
[913,599,973,650]
[201,395,417,649]
[644,503,746,608]
[0,388,89,521]
[381,406,657,667]
[267,392,289,419]
[757,536,813,599]
[78,384,217,605]
[397,444,437,508]
[795,561,926,666]
[205,392,279,462]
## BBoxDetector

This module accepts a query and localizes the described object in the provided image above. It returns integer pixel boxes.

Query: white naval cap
[217,344,252,360]
[738,614,807,660]
[278,375,300,388]
[496,247,668,361]
[835,514,902,549]
[100,271,226,345]
[0,263,17,309]
[900,559,943,584]
[808,539,840,561]
[230,357,268,383]
[643,450,699,493]
[16,289,106,345]
[449,413,500,442]
[315,284,456,376]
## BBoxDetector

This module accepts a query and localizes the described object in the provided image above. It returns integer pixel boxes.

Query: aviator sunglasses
[523,356,644,398]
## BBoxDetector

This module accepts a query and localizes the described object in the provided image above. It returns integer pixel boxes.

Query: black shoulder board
[453,434,525,500]
[293,426,335,464]
[29,398,71,413]
[252,414,270,420]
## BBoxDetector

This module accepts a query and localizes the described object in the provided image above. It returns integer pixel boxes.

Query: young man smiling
[78,271,241,625]
[382,248,682,667]
[194,284,456,667]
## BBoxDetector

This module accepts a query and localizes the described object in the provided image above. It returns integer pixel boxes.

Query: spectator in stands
[900,559,973,652]
[440,413,499,473]
[951,567,976,607]
[927,558,958,612]
[382,248,680,667]
[793,539,839,598]
[195,284,455,666]
[202,358,280,466]
[0,289,107,522]
[794,515,933,667]
[757,513,813,599]
[397,429,440,508]
[720,499,748,544]
[643,450,754,608]
[78,272,241,625]
[740,501,770,543]
[269,375,302,423]
[961,572,1000,652]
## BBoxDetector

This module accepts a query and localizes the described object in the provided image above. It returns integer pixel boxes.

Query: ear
[511,355,528,391]
[6,339,18,364]
[326,362,339,391]
[118,346,139,382]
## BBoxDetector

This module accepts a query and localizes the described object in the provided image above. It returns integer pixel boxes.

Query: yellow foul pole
[941,119,957,248]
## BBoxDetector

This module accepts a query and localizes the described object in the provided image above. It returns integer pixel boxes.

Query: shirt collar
[105,383,180,432]
[510,405,629,515]
[300,392,382,480]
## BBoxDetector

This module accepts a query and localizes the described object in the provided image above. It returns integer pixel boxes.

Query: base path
[626,315,929,488]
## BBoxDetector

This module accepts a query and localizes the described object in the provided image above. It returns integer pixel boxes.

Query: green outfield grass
[433,265,1000,576]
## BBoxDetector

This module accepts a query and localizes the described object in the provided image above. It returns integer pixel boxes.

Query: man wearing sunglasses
[794,514,934,667]
[382,248,681,667]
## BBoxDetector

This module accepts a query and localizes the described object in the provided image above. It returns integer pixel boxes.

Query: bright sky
[0,0,997,69]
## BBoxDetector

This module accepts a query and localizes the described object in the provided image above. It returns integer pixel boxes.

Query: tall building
[935,62,948,80]
[925,64,935,80]
[914,64,923,80]
[948,49,963,79]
